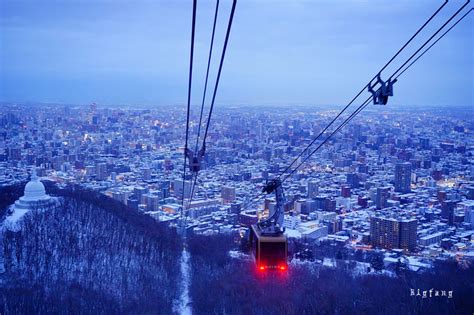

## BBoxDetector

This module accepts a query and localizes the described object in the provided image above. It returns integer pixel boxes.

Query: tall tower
[394,162,411,193]
[399,219,417,251]
[376,187,390,209]
[442,200,458,226]
[307,181,319,199]
[221,186,236,203]
[370,216,417,251]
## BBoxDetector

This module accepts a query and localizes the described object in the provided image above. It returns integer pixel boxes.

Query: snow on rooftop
[284,228,302,239]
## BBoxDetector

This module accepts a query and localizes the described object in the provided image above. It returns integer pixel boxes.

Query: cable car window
[260,241,286,264]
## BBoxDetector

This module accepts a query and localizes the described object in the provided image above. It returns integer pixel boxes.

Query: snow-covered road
[174,247,192,315]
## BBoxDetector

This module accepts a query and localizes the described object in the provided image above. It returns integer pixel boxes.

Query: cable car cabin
[249,224,288,271]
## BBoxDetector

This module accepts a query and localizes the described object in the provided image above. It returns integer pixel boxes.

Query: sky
[0,0,472,107]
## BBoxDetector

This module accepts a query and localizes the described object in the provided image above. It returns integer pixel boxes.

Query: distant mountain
[1,185,182,314]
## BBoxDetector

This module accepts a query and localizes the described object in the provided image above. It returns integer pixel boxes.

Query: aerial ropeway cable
[242,0,472,212]
[201,0,238,150]
[181,0,238,225]
[194,0,220,155]
[188,0,220,213]
[180,0,197,223]
[186,0,237,211]
[241,0,450,210]
[338,7,473,133]
[395,7,473,80]
[173,0,470,271]
[279,0,471,186]
[273,0,449,184]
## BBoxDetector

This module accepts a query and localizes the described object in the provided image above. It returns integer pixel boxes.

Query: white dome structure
[22,170,49,201]
[4,168,56,231]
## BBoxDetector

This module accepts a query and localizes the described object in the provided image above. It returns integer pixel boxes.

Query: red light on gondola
[279,265,287,271]
[259,265,265,271]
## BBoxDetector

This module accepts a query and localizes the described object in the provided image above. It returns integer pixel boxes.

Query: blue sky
[0,0,472,106]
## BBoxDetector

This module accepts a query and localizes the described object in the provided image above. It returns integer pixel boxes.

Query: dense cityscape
[1,1,473,312]
[2,102,473,275]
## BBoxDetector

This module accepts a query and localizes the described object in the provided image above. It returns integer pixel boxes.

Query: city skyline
[1,1,474,313]
[1,95,473,313]
[1,0,472,106]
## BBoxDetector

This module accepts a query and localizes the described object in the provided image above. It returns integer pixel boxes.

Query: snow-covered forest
[1,183,473,314]
[1,185,182,313]
[188,233,474,315]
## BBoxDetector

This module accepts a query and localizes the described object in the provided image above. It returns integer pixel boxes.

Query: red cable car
[249,179,288,272]
[250,225,287,271]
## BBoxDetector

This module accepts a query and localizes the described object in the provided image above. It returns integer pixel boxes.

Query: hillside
[1,185,182,314]
[188,233,474,315]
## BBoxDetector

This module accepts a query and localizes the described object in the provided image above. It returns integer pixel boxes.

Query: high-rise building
[394,162,412,193]
[257,122,264,140]
[419,137,430,149]
[96,162,108,180]
[174,180,192,199]
[127,197,139,210]
[263,148,272,162]
[358,196,369,208]
[294,199,308,215]
[464,205,474,229]
[314,196,326,210]
[324,198,336,212]
[346,173,360,188]
[146,194,160,211]
[352,124,362,140]
[399,219,418,251]
[358,164,369,174]
[307,181,319,199]
[221,186,236,203]
[162,187,170,199]
[142,167,152,180]
[325,217,343,234]
[306,199,317,212]
[370,216,417,251]
[376,187,390,209]
[8,147,22,161]
[230,203,241,214]
[134,186,149,204]
[437,190,447,203]
[341,185,351,198]
[442,200,458,226]
[110,172,117,184]
[85,165,96,177]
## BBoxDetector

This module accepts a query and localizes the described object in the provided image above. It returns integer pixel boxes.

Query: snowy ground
[173,248,192,315]
[3,206,28,232]
[3,206,27,232]
[228,250,251,260]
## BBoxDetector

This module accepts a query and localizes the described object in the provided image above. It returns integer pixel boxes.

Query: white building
[283,214,301,230]
[4,169,57,231]
[299,222,328,240]
[316,211,337,221]
[419,232,444,246]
